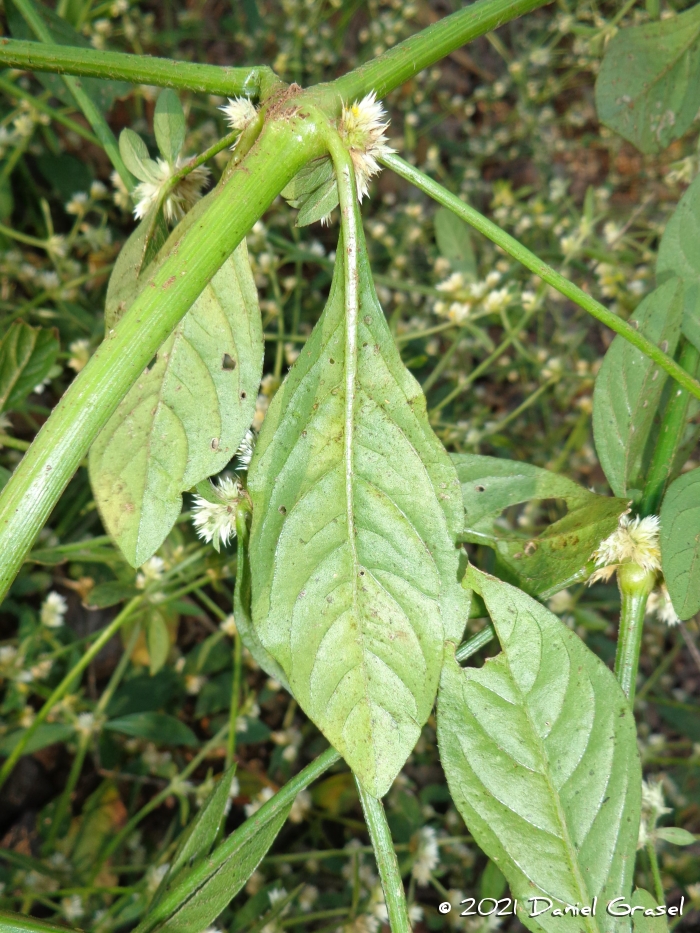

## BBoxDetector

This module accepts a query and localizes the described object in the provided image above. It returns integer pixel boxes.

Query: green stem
[0,596,142,791]
[646,841,665,905]
[382,153,700,403]
[455,624,496,663]
[0,911,73,933]
[226,622,242,768]
[136,746,342,933]
[0,75,101,146]
[640,340,700,516]
[318,0,551,106]
[356,780,411,933]
[0,39,280,99]
[614,563,656,703]
[0,110,326,603]
[10,0,134,190]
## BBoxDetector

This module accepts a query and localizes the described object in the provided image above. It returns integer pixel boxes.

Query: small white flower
[68,338,91,373]
[411,826,439,884]
[75,712,95,737]
[220,96,258,135]
[589,514,661,584]
[136,555,166,589]
[646,583,681,627]
[185,674,206,695]
[483,287,511,314]
[299,885,318,911]
[41,592,67,628]
[90,180,108,199]
[220,614,237,637]
[191,476,242,550]
[339,92,394,201]
[66,192,89,216]
[289,789,311,823]
[638,779,673,848]
[61,895,84,921]
[145,863,169,895]
[133,157,210,224]
[111,169,131,210]
[235,428,256,469]
[245,786,275,817]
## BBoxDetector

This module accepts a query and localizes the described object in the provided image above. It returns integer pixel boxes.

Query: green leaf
[90,241,263,567]
[630,889,668,933]
[0,723,74,757]
[434,207,476,276]
[0,320,59,413]
[657,174,700,352]
[595,4,700,154]
[593,278,684,497]
[152,764,236,910]
[86,580,138,609]
[148,610,171,675]
[437,566,641,933]
[154,90,186,165]
[5,0,130,111]
[452,454,628,597]
[655,826,696,845]
[104,712,198,746]
[282,156,339,227]
[119,128,159,184]
[248,222,468,797]
[659,467,700,620]
[296,177,339,227]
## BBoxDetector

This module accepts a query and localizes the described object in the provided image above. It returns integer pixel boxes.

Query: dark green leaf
[154,90,186,165]
[35,153,92,202]
[631,889,668,933]
[652,699,700,742]
[452,454,628,597]
[593,278,684,497]
[107,669,182,717]
[659,467,700,620]
[5,0,130,110]
[86,581,138,609]
[104,712,198,747]
[248,219,468,797]
[0,723,75,757]
[437,566,641,933]
[595,4,700,154]
[148,611,171,675]
[0,320,59,413]
[434,207,476,276]
[90,242,263,567]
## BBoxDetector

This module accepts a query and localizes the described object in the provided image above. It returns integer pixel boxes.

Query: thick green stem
[0,38,279,99]
[10,0,133,189]
[614,563,656,703]
[0,109,325,603]
[356,780,411,933]
[383,153,700,403]
[318,0,551,107]
[136,746,341,933]
[640,340,700,516]
[0,596,142,790]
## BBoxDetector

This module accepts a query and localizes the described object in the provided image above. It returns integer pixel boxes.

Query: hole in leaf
[222,353,236,370]
[240,391,247,399]
[475,485,486,492]
[278,505,287,515]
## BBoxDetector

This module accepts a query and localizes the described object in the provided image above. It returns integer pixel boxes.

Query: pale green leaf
[593,277,684,497]
[434,207,476,277]
[655,826,696,846]
[119,129,159,183]
[90,242,263,567]
[248,221,468,797]
[0,320,59,413]
[452,454,628,597]
[437,566,641,933]
[147,611,171,675]
[659,467,700,620]
[595,4,700,154]
[154,90,186,165]
[630,889,668,933]
[657,173,700,352]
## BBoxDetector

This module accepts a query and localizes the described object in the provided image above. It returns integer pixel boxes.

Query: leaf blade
[659,466,700,620]
[0,321,59,413]
[154,90,186,165]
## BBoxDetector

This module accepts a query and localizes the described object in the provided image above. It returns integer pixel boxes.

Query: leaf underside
[595,4,700,154]
[660,467,700,620]
[90,242,263,567]
[438,568,641,933]
[248,221,468,797]
[593,277,684,497]
[452,454,628,598]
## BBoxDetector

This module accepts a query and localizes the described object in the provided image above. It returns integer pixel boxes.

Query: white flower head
[589,514,661,585]
[68,338,91,373]
[220,97,258,136]
[411,826,439,884]
[133,157,210,224]
[646,582,681,627]
[136,555,166,589]
[41,592,67,628]
[235,428,256,469]
[339,92,394,201]
[191,475,242,551]
[638,778,672,848]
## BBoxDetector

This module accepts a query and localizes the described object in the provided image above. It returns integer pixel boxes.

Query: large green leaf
[90,242,263,567]
[595,4,700,154]
[437,566,641,933]
[248,221,468,797]
[452,454,628,597]
[0,321,59,413]
[5,0,130,111]
[660,467,700,620]
[657,173,700,352]
[593,278,684,497]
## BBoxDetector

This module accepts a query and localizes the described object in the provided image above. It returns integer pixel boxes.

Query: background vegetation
[0,0,698,930]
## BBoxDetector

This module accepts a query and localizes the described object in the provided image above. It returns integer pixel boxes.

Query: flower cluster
[589,514,661,585]
[133,157,210,224]
[339,92,394,201]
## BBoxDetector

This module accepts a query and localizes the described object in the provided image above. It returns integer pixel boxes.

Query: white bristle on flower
[235,428,256,469]
[133,157,210,224]
[220,97,257,136]
[588,513,661,584]
[339,92,394,201]
[645,583,681,627]
[191,475,242,550]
